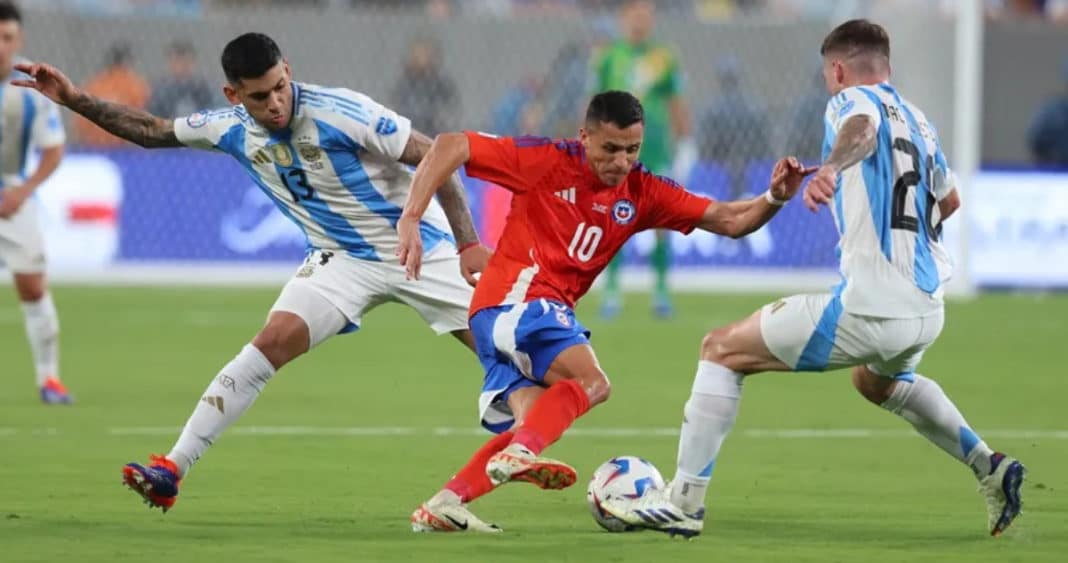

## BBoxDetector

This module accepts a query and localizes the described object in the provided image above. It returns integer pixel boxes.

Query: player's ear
[222,83,240,106]
[283,59,291,79]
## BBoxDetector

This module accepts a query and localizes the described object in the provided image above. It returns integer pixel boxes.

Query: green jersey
[593,40,681,174]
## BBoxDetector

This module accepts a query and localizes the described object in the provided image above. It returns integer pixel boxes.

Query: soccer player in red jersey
[397,91,813,532]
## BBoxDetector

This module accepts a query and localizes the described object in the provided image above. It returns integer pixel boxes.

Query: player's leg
[487,339,608,485]
[396,244,576,511]
[14,272,68,404]
[651,229,672,318]
[123,287,349,512]
[411,298,558,531]
[602,294,823,535]
[667,306,793,513]
[412,385,545,533]
[600,254,623,320]
[123,251,368,511]
[0,201,68,404]
[853,313,1026,536]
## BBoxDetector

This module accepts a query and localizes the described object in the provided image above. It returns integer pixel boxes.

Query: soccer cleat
[600,483,705,539]
[122,454,181,512]
[485,444,578,489]
[979,452,1026,536]
[39,377,73,405]
[410,499,502,533]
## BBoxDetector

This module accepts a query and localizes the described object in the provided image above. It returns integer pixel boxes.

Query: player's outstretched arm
[397,132,472,280]
[803,115,877,212]
[399,130,489,286]
[11,62,181,149]
[697,157,815,238]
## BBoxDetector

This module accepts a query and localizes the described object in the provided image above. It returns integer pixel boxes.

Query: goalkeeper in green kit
[592,0,695,319]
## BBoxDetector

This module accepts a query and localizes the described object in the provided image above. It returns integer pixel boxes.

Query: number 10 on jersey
[568,223,603,262]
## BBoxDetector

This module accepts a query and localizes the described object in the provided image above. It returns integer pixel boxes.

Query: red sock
[511,379,591,455]
[444,431,514,503]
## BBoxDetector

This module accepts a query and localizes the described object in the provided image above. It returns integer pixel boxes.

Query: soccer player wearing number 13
[397,90,813,532]
[603,20,1026,539]
[14,33,494,512]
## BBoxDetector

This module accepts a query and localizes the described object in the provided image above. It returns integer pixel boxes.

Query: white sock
[670,360,743,514]
[167,344,276,477]
[21,293,60,387]
[881,373,995,478]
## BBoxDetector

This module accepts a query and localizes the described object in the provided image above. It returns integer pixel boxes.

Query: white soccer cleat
[600,482,705,539]
[410,498,502,533]
[978,452,1026,536]
[485,444,577,489]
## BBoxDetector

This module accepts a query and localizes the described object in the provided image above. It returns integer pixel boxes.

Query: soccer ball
[586,456,666,532]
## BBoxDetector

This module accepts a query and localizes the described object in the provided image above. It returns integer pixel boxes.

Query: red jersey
[465,132,712,315]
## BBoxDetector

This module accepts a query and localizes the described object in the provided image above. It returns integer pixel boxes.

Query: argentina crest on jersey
[612,199,636,225]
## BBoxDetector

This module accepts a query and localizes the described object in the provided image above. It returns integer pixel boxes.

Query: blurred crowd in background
[21,0,1068,168]
[25,0,1068,22]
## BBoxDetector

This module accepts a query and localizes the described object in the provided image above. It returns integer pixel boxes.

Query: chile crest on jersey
[612,199,636,225]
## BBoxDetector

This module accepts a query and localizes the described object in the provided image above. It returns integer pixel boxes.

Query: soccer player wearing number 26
[602,20,1026,539]
[397,90,813,532]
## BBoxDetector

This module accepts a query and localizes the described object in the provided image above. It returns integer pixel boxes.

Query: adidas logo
[554,186,576,204]
[201,395,225,414]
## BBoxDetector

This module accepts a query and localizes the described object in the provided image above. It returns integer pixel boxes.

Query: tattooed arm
[67,91,182,148]
[802,115,877,212]
[399,129,480,248]
[11,61,181,149]
[822,115,877,172]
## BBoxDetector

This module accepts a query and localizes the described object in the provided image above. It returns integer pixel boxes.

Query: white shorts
[270,243,472,347]
[0,198,45,273]
[760,293,944,376]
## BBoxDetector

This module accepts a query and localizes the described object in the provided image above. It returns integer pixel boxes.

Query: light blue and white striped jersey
[174,82,454,261]
[1,68,65,189]
[823,82,954,318]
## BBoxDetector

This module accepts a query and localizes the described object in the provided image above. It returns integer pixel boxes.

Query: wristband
[457,242,480,254]
[765,190,788,207]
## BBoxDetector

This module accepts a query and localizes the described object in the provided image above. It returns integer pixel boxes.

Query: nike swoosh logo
[444,515,468,530]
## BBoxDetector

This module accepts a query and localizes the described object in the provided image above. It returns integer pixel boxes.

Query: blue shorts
[471,299,591,433]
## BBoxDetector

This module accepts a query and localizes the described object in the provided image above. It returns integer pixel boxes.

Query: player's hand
[10,62,79,106]
[458,244,492,287]
[396,215,424,280]
[768,157,817,202]
[0,186,30,219]
[803,165,839,212]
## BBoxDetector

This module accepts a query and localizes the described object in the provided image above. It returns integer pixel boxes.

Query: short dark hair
[585,90,644,129]
[221,32,282,84]
[0,1,20,23]
[0,1,22,24]
[820,19,890,60]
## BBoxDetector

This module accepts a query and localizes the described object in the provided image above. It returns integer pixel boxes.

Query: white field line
[0,426,1065,439]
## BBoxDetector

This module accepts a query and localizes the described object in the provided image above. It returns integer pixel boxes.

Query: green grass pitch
[1,287,1065,562]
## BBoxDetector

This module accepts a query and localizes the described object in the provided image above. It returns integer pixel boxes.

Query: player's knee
[851,366,894,405]
[582,371,612,406]
[17,286,45,302]
[14,276,45,302]
[700,326,733,364]
[252,313,311,369]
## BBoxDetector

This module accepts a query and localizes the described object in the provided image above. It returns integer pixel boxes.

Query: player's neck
[845,74,891,90]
